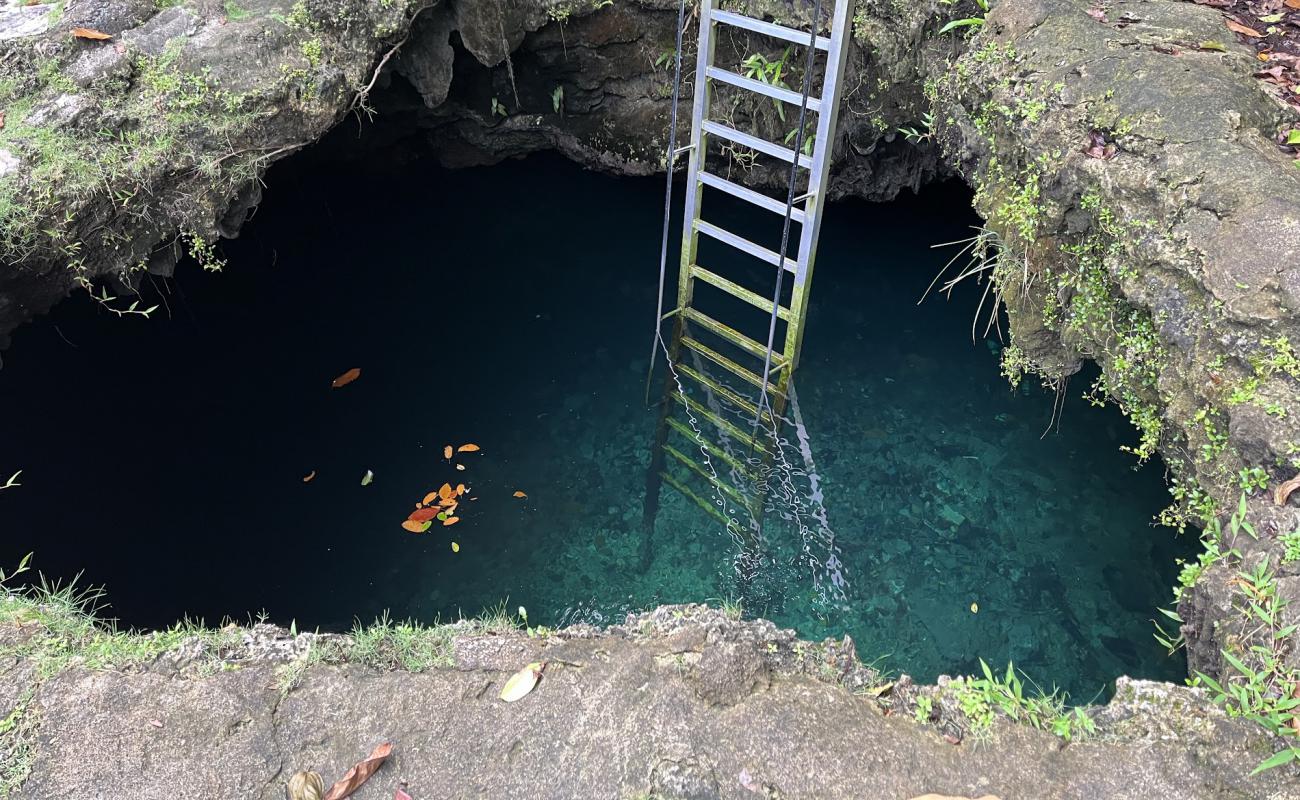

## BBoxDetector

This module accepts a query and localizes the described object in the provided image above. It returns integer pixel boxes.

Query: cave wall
[3,0,1300,692]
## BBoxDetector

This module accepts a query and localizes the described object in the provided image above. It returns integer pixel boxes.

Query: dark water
[0,151,1194,697]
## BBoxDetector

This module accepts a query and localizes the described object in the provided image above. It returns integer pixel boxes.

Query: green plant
[490,97,508,118]
[720,597,743,620]
[1239,467,1270,495]
[654,48,676,71]
[922,226,1008,343]
[898,112,935,144]
[1194,557,1300,774]
[1282,530,1300,564]
[913,694,933,723]
[946,659,1090,742]
[741,48,794,123]
[783,119,815,157]
[938,0,989,34]
[223,1,250,20]
[552,85,565,116]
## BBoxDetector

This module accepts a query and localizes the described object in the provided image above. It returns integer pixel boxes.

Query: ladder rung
[660,471,734,527]
[695,220,798,273]
[675,361,770,422]
[664,444,753,509]
[704,66,822,113]
[682,307,788,366]
[672,390,770,454]
[698,171,806,224]
[690,265,793,322]
[710,9,831,51]
[665,416,759,480]
[700,120,813,169]
[681,336,785,398]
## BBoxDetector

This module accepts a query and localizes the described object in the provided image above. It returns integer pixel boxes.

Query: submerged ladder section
[643,0,856,567]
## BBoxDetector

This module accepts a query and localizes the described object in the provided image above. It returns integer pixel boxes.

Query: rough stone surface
[6,607,1299,799]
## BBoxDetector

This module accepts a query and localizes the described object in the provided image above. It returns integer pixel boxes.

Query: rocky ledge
[0,602,1294,799]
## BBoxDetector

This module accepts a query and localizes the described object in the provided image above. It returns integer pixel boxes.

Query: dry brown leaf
[407,507,440,523]
[331,368,361,388]
[323,742,393,800]
[458,443,481,453]
[438,482,454,501]
[1225,18,1263,37]
[0,110,6,131]
[455,483,466,496]
[71,27,112,40]
[287,771,325,800]
[422,491,439,505]
[303,470,316,483]
[443,445,452,459]
[395,790,413,800]
[1287,0,1300,10]
[1274,474,1300,506]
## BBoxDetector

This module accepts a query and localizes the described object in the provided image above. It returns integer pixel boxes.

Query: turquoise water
[0,152,1193,697]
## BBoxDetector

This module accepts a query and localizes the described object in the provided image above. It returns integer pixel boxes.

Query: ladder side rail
[677,0,717,313]
[784,0,856,372]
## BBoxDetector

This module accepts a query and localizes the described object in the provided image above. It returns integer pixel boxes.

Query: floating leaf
[451,541,460,552]
[455,483,466,496]
[401,519,431,533]
[970,602,979,613]
[323,742,393,800]
[303,470,316,483]
[457,443,481,453]
[513,490,527,498]
[443,445,453,460]
[72,27,112,40]
[439,482,454,501]
[408,507,440,523]
[331,368,361,388]
[443,516,460,526]
[361,470,374,486]
[437,511,448,521]
[499,662,544,702]
[422,491,439,505]
[455,464,466,471]
[1225,19,1263,37]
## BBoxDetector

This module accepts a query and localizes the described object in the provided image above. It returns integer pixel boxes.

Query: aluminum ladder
[642,0,855,567]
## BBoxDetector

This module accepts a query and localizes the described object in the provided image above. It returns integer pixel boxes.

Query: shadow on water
[0,149,1195,697]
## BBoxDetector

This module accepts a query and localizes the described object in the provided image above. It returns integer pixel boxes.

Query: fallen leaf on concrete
[148,719,163,728]
[324,742,393,800]
[1226,18,1264,37]
[1288,0,1300,9]
[500,661,544,702]
[1082,129,1118,159]
[287,771,325,800]
[71,27,112,40]
[1087,6,1107,22]
[331,368,361,388]
[394,790,413,800]
[1274,474,1300,505]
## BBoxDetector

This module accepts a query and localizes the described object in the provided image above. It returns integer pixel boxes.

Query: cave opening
[0,109,1195,698]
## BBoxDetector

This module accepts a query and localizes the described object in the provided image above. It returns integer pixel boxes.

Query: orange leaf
[331,368,361,388]
[1225,18,1263,37]
[455,483,466,496]
[400,519,431,533]
[513,490,527,498]
[302,470,316,483]
[422,491,439,506]
[1286,0,1300,9]
[72,27,112,40]
[457,443,480,453]
[443,445,453,459]
[408,507,440,522]
[323,742,393,800]
[443,516,460,526]
[438,482,454,501]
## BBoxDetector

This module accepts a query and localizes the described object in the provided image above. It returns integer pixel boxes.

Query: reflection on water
[0,153,1193,698]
